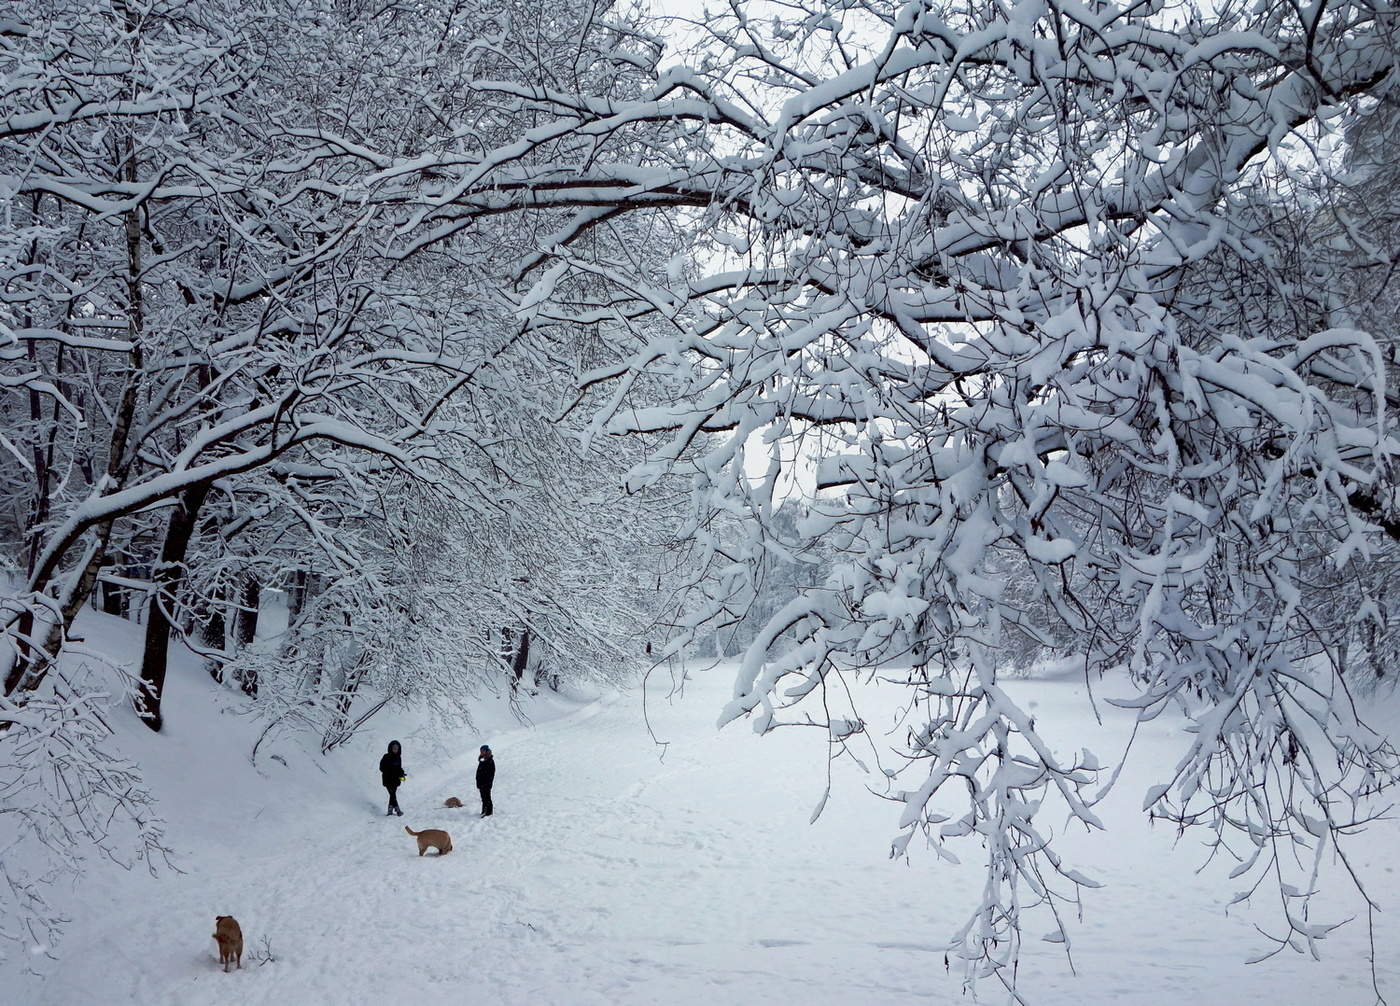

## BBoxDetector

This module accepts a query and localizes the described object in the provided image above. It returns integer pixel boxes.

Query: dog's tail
[404,826,418,836]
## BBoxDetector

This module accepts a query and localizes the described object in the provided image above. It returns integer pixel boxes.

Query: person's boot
[386,806,395,816]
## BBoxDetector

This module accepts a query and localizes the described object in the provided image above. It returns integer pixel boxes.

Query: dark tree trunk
[510,628,530,692]
[287,568,308,624]
[2,122,156,708]
[236,575,260,648]
[234,575,260,696]
[134,484,210,732]
[101,577,126,617]
[201,584,228,683]
[13,610,35,674]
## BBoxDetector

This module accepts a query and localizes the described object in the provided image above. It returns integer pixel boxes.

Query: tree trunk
[7,198,58,694]
[287,568,308,623]
[234,574,260,696]
[510,627,530,693]
[134,484,210,732]
[6,127,147,704]
[201,584,228,683]
[101,577,126,617]
[236,575,261,648]
[4,526,115,698]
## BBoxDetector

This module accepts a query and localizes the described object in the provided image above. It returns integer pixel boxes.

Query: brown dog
[444,797,463,808]
[212,915,243,972]
[405,825,452,856]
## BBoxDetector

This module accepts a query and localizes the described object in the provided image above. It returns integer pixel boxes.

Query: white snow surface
[9,611,1400,1005]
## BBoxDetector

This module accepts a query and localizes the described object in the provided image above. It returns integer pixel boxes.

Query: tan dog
[444,797,463,808]
[405,825,452,856]
[212,915,243,972]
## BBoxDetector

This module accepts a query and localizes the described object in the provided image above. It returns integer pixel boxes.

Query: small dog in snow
[212,915,243,972]
[443,796,463,808]
[405,825,452,856]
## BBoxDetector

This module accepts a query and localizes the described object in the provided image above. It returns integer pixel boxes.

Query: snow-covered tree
[0,0,686,963]
[351,0,1400,990]
[7,0,1400,990]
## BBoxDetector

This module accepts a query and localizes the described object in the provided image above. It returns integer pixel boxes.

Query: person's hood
[387,741,401,754]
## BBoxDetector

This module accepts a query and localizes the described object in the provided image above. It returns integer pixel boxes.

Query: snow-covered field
[11,614,1399,1004]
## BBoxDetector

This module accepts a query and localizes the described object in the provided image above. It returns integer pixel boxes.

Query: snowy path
[23,661,1400,1005]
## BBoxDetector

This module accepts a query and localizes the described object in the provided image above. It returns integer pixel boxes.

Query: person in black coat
[476,744,495,817]
[379,740,406,816]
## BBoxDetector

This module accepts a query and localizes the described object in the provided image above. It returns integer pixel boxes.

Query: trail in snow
[19,654,1400,1005]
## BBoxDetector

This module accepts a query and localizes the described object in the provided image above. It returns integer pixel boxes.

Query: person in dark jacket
[379,740,405,816]
[476,745,495,817]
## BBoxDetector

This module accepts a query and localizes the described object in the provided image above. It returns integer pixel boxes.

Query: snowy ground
[11,619,1400,1004]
